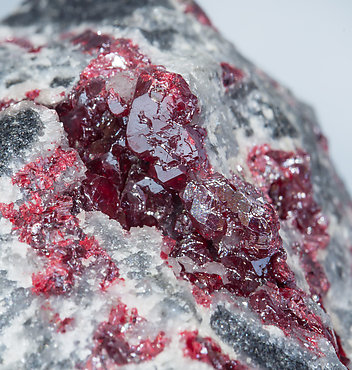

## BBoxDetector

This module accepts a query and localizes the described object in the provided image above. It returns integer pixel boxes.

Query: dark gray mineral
[0,1,351,369]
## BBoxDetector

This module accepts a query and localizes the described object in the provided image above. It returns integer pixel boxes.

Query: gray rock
[0,1,351,369]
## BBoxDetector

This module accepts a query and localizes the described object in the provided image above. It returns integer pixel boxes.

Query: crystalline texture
[0,1,351,369]
[56,30,343,360]
[127,67,208,189]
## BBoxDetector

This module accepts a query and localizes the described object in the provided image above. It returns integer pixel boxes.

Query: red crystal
[192,286,212,308]
[82,172,120,219]
[220,62,245,88]
[248,145,330,300]
[181,174,281,258]
[32,264,74,296]
[0,98,15,112]
[0,147,120,296]
[2,37,42,53]
[126,67,208,189]
[52,31,346,360]
[25,89,41,100]
[71,29,113,54]
[86,302,168,366]
[50,313,75,334]
[181,330,246,369]
[250,285,335,350]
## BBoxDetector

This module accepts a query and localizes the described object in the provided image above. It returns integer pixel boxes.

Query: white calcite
[0,1,351,369]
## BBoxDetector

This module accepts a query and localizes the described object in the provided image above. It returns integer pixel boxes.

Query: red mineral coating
[0,147,120,296]
[184,2,214,28]
[0,94,38,113]
[192,286,212,308]
[41,302,75,333]
[3,37,42,53]
[25,89,40,100]
[247,145,330,302]
[220,62,245,88]
[53,30,345,362]
[51,313,75,334]
[0,99,15,112]
[334,333,351,367]
[181,330,247,369]
[248,145,349,364]
[85,302,168,367]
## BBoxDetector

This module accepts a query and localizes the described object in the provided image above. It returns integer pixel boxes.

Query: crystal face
[126,66,208,189]
[0,0,350,367]
[50,30,344,360]
[0,3,350,362]
[248,145,330,302]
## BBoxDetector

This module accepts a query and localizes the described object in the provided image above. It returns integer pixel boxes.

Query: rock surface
[0,1,351,369]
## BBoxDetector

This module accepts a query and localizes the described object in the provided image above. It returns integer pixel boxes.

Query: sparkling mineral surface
[0,1,351,369]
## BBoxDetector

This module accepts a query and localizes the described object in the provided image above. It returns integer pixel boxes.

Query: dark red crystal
[50,31,346,358]
[247,145,350,363]
[71,29,114,54]
[181,174,281,258]
[7,29,338,362]
[220,62,245,88]
[248,145,330,300]
[250,285,335,348]
[127,66,208,189]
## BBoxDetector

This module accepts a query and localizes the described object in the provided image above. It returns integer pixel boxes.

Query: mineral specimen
[0,0,351,369]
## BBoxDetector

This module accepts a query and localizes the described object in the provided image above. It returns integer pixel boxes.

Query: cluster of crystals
[181,330,246,369]
[84,302,168,367]
[54,29,344,360]
[247,145,330,302]
[247,146,350,366]
[176,173,284,297]
[0,133,170,366]
[57,31,209,228]
[0,147,120,295]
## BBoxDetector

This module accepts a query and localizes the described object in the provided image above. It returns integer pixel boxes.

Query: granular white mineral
[0,1,351,369]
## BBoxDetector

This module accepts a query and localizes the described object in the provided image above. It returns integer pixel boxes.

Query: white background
[1,0,351,194]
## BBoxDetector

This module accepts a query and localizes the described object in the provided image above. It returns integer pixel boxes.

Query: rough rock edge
[0,1,351,369]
